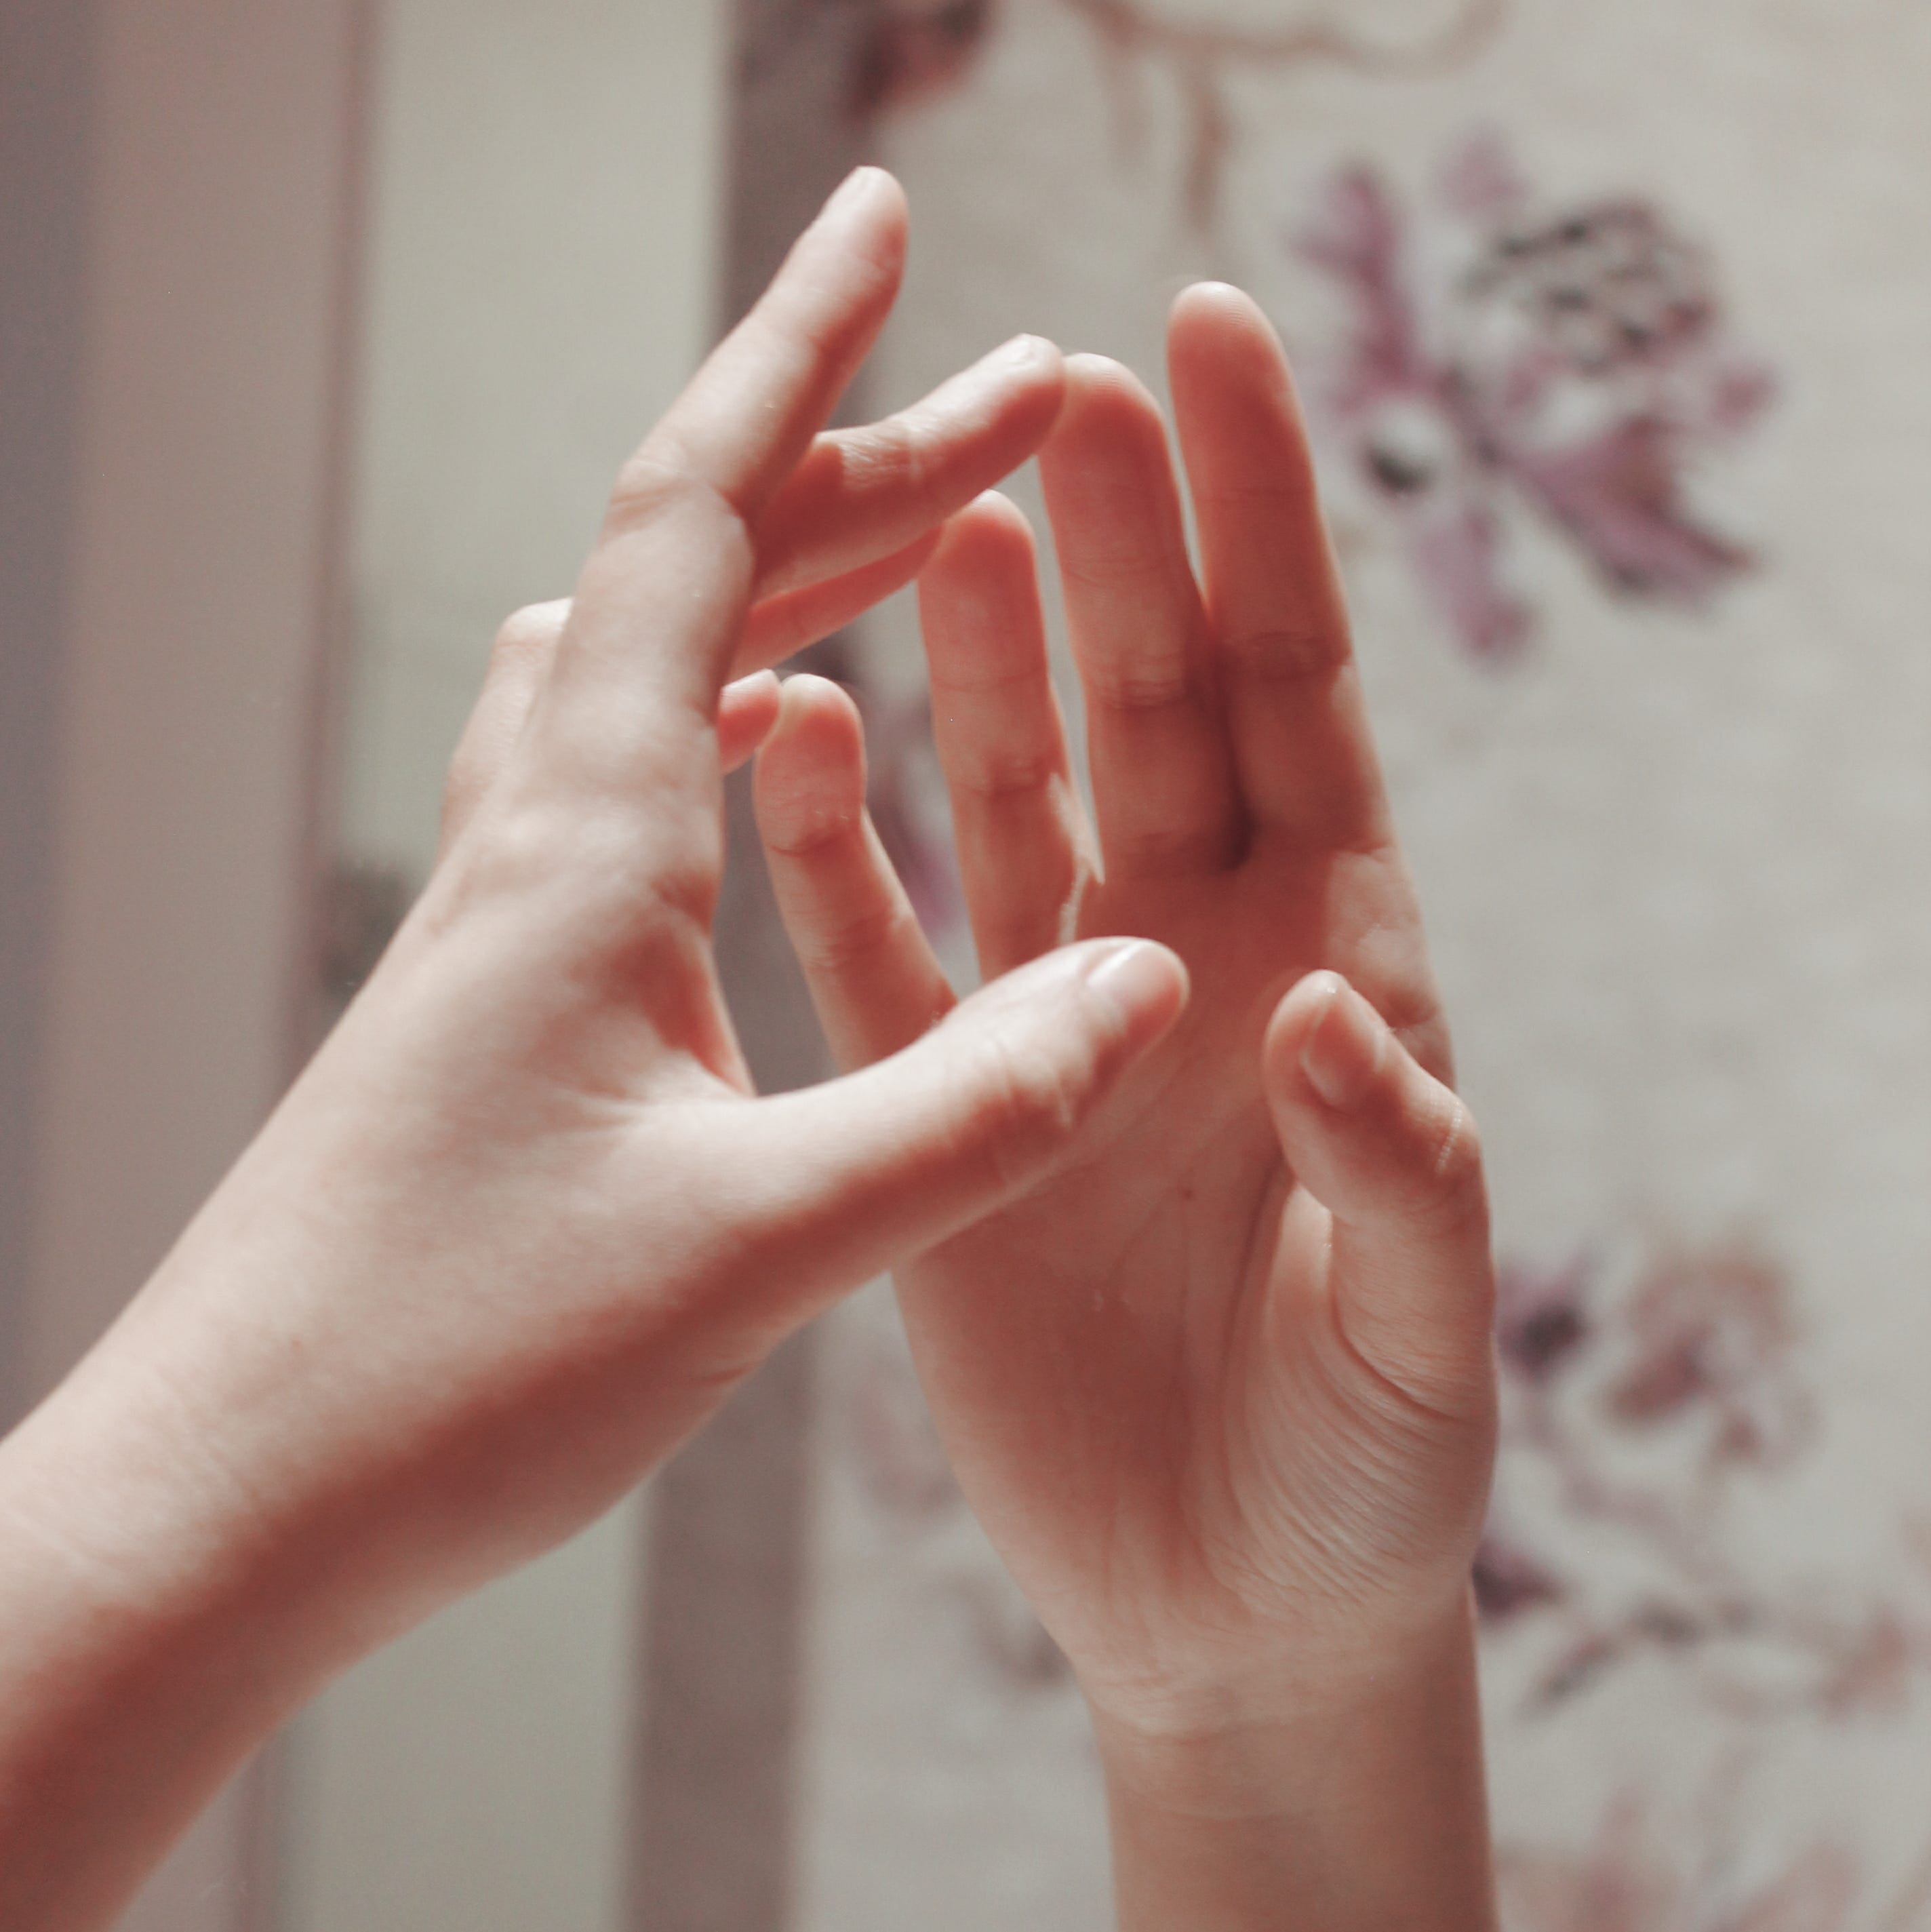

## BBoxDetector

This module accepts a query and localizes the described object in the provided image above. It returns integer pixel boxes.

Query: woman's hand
[753,285,1498,1929]
[0,170,1189,1932]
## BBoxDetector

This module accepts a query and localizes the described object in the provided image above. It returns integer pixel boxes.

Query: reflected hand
[753,287,1498,1738]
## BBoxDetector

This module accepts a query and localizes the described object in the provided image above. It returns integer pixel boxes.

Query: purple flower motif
[1293,132,1774,663]
[1498,1800,1859,1932]
[1494,1252,1593,1384]
[1473,1525,1566,1624]
[846,0,997,119]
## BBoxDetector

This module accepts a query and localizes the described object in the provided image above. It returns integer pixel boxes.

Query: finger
[917,496,1089,976]
[1263,972,1494,1422]
[441,600,776,859]
[438,526,942,865]
[532,167,910,793]
[728,938,1189,1316]
[1038,355,1243,878]
[753,674,955,1067]
[641,167,908,525]
[437,599,569,863]
[717,672,782,774]
[1168,283,1395,854]
[734,530,940,676]
[751,336,1065,601]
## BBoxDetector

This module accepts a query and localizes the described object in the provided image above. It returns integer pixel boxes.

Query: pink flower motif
[1605,1247,1812,1473]
[1292,132,1774,664]
[1473,1523,1566,1624]
[1494,1251,1594,1384]
[1498,1800,1859,1932]
[845,0,998,118]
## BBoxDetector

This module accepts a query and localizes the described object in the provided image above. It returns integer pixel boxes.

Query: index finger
[537,168,911,785]
[641,166,909,524]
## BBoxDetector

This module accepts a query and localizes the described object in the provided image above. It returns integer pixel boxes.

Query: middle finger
[1039,355,1243,880]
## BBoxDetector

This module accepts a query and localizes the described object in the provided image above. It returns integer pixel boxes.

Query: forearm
[0,1337,336,1932]
[1092,1598,1495,1932]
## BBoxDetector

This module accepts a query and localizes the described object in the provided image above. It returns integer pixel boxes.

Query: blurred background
[3,1,1928,1929]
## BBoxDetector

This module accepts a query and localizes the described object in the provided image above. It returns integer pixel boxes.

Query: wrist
[1088,1596,1495,1932]
[1076,1556,1480,1750]
[1085,1592,1477,1807]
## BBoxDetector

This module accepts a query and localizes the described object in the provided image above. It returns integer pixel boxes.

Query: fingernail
[981,332,1055,374]
[1300,972,1387,1110]
[1086,941,1187,1045]
[820,165,885,224]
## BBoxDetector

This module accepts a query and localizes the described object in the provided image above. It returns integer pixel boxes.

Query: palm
[902,835,1441,1683]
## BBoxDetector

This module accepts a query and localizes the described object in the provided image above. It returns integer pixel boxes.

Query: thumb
[1264,972,1495,1421]
[729,938,1187,1312]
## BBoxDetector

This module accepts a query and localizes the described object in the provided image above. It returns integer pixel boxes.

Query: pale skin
[751,292,1500,1929]
[0,169,1498,1930]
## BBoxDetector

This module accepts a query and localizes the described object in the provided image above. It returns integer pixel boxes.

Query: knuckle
[959,743,1060,803]
[850,412,932,509]
[1086,663,1203,715]
[1108,818,1243,877]
[1415,1088,1487,1228]
[800,899,917,980]
[605,450,745,547]
[1218,623,1349,684]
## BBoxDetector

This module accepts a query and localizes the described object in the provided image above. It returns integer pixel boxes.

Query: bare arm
[0,170,1187,1931]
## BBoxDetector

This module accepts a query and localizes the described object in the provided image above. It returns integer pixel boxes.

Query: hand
[753,286,1498,1924]
[0,170,1190,1932]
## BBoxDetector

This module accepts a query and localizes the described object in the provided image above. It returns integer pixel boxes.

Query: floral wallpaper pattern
[1294,132,1776,663]
[720,4,1931,1929]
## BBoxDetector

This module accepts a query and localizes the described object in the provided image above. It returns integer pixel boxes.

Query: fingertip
[931,335,1065,480]
[987,332,1065,394]
[1042,355,1176,498]
[1085,939,1190,1057]
[966,486,1027,526]
[1168,282,1294,396]
[1169,278,1274,336]
[1265,971,1486,1244]
[928,490,1036,576]
[774,671,865,757]
[1060,353,1159,416]
[1264,970,1385,1113]
[1263,970,1340,1073]
[818,164,909,246]
[753,674,868,850]
[717,669,783,773]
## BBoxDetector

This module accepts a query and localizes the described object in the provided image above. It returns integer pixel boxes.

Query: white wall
[277,5,726,1929]
[336,0,728,879]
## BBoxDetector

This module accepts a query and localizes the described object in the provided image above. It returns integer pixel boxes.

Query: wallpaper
[733,3,1931,1928]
